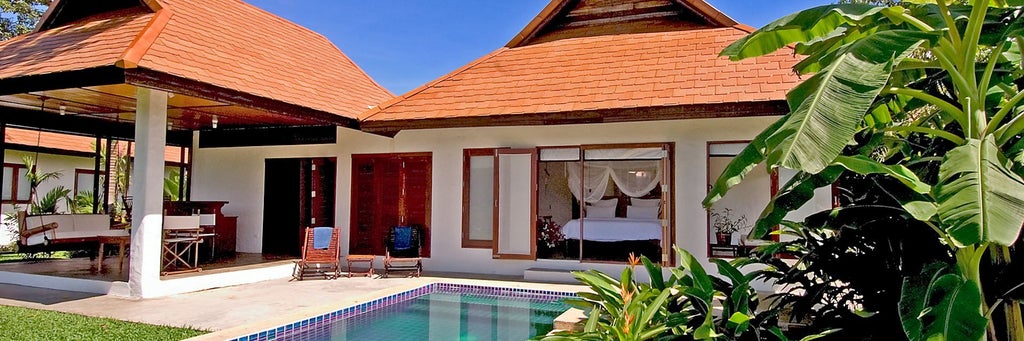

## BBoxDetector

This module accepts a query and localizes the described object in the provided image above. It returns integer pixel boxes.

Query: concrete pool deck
[0,273,586,340]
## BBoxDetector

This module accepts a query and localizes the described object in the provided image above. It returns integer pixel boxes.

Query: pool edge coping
[187,277,586,341]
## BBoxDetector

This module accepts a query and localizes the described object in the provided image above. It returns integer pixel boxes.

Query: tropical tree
[20,155,60,210]
[0,0,49,41]
[709,1,1024,340]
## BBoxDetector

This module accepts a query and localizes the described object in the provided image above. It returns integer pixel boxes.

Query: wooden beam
[4,143,96,159]
[197,125,337,148]
[93,135,102,213]
[564,11,679,27]
[361,101,788,137]
[506,0,577,47]
[0,124,5,200]
[0,105,192,146]
[103,137,113,213]
[124,68,359,129]
[0,67,126,97]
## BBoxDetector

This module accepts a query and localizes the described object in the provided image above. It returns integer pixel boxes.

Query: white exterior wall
[190,129,392,253]
[191,116,833,277]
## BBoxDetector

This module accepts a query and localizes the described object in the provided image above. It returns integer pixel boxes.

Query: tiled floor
[0,253,293,282]
[0,275,430,331]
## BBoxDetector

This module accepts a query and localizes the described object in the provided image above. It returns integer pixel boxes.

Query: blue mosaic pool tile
[228,282,575,341]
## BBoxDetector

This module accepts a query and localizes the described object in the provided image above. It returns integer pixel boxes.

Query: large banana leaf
[750,166,843,239]
[899,263,987,341]
[704,117,786,207]
[721,4,886,61]
[832,155,931,193]
[705,27,933,206]
[934,137,1024,246]
[767,30,937,173]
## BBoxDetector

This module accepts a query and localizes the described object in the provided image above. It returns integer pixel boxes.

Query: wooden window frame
[461,148,505,249]
[73,168,107,195]
[492,148,538,260]
[2,163,29,204]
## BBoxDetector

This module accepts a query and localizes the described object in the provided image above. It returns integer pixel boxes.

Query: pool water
[280,291,570,340]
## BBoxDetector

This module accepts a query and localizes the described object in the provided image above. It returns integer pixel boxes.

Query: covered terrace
[0,0,391,298]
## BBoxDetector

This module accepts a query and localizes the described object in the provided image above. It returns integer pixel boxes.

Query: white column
[128,88,168,298]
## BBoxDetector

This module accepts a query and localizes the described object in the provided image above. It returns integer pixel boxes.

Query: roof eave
[505,0,574,48]
[34,0,163,33]
[361,100,789,137]
[124,68,361,129]
[670,0,737,27]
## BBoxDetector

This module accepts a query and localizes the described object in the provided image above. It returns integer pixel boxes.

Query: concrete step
[523,267,579,284]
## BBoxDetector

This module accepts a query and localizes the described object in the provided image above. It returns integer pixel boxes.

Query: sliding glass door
[535,144,673,265]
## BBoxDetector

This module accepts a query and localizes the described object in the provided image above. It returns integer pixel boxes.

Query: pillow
[631,198,661,207]
[627,205,660,219]
[586,205,616,218]
[591,198,618,207]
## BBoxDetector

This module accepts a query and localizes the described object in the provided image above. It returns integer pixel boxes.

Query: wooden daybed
[16,211,129,254]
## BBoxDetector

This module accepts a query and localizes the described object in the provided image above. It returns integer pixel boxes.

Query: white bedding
[561,218,662,242]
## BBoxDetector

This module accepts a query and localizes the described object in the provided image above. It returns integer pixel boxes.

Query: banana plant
[539,250,834,340]
[708,1,1024,340]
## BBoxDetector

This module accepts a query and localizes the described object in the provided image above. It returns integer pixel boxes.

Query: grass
[0,305,207,340]
[0,251,71,263]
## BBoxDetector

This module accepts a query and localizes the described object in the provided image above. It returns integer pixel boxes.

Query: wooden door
[400,156,431,256]
[301,158,336,228]
[350,155,401,255]
[350,153,431,256]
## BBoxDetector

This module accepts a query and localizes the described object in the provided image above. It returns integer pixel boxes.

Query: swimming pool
[231,283,574,341]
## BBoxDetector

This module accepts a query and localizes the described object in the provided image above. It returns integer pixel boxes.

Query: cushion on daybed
[22,214,117,246]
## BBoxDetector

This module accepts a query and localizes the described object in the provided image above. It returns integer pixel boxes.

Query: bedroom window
[706,142,837,259]
[73,169,107,198]
[462,148,501,248]
[706,142,776,258]
[537,143,673,265]
[2,163,30,204]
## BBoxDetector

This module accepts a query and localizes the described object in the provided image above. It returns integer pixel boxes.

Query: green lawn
[0,251,70,263]
[0,305,207,341]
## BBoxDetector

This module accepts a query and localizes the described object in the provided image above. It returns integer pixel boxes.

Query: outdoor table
[97,235,130,273]
[346,254,375,278]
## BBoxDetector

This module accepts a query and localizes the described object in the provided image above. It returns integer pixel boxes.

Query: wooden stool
[345,255,375,278]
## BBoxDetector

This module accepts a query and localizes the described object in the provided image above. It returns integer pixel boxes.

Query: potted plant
[710,208,748,245]
[536,216,565,257]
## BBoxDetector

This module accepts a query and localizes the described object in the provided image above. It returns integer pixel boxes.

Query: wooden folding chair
[292,227,341,280]
[383,226,422,278]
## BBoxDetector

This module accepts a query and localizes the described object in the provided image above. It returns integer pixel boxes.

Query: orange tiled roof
[5,127,183,163]
[0,0,392,120]
[0,8,154,79]
[361,25,799,122]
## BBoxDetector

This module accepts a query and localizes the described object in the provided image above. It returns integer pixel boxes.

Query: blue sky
[247,0,831,95]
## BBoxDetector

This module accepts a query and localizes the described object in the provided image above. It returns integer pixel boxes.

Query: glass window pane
[539,148,580,161]
[16,168,30,201]
[2,167,11,201]
[584,147,666,160]
[76,172,94,195]
[468,155,493,241]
